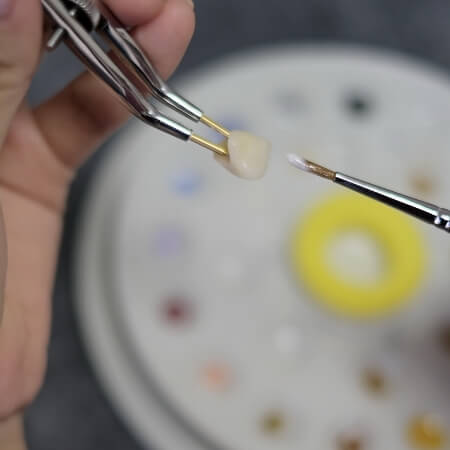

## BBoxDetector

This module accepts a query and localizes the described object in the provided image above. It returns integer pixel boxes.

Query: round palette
[74,46,450,450]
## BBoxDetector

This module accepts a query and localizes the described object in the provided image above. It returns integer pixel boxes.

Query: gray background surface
[25,1,450,449]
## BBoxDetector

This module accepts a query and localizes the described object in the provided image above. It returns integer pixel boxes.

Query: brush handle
[335,173,450,234]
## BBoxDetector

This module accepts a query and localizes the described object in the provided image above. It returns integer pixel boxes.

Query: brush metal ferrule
[433,209,450,232]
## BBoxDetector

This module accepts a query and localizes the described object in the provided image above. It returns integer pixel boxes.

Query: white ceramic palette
[75,46,450,450]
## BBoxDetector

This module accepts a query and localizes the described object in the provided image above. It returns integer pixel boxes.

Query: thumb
[0,204,5,324]
[0,0,42,320]
[0,0,42,144]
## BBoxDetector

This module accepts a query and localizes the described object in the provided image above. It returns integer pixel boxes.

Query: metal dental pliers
[41,0,230,156]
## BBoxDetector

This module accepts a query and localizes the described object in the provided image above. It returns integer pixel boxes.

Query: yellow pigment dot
[408,414,447,449]
[290,192,427,319]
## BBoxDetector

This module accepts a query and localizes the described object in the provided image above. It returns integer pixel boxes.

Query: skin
[0,0,195,447]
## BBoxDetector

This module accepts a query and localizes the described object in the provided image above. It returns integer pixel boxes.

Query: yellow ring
[291,192,427,319]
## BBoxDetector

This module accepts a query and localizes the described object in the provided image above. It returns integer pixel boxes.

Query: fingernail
[185,0,194,9]
[0,0,13,19]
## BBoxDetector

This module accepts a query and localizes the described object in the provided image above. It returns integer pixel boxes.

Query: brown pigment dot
[362,367,387,396]
[336,430,367,450]
[409,173,435,196]
[261,411,285,436]
[438,323,450,356]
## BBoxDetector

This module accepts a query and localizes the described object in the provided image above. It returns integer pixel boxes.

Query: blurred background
[25,1,450,449]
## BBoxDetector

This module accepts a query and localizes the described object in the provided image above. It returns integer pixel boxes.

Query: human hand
[0,0,195,447]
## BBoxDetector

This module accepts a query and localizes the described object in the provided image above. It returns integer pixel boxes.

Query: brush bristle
[287,153,336,180]
[287,153,311,172]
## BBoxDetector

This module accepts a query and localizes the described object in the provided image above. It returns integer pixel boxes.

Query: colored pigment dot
[153,226,186,258]
[326,231,385,284]
[261,411,286,436]
[362,368,387,396]
[201,363,232,392]
[409,173,435,196]
[274,91,306,115]
[407,414,447,449]
[337,435,365,450]
[162,296,192,324]
[344,92,373,118]
[171,169,203,195]
[205,116,248,143]
[438,323,450,356]
[219,117,248,132]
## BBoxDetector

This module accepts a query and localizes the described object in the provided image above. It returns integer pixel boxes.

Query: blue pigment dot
[171,169,203,195]
[153,226,186,258]
[220,117,248,132]
[274,91,305,115]
[205,116,249,143]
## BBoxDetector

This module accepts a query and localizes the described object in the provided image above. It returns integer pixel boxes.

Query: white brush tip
[287,153,309,172]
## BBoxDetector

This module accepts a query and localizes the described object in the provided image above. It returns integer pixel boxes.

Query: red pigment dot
[163,297,192,324]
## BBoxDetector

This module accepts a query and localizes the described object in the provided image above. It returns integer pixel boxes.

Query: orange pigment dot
[201,363,231,392]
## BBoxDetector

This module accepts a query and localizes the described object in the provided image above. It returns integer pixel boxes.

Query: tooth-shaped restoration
[215,131,271,180]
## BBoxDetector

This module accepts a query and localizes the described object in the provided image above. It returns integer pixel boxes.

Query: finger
[0,204,6,323]
[0,0,42,145]
[104,0,167,27]
[0,0,41,320]
[33,0,195,171]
